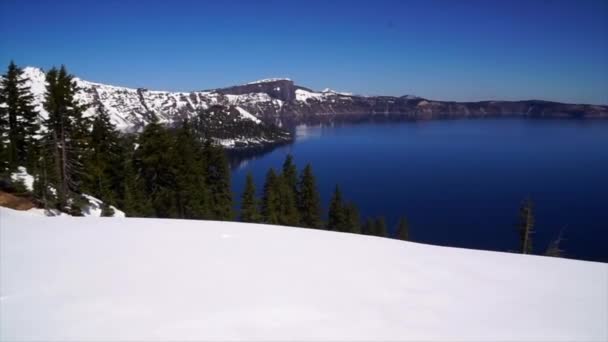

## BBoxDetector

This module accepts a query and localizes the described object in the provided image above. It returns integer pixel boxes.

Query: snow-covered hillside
[20,67,291,147]
[1,207,605,341]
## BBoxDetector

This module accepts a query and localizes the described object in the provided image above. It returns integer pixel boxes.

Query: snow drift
[0,207,606,341]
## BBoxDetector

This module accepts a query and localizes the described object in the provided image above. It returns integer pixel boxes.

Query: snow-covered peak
[322,88,353,96]
[247,78,292,85]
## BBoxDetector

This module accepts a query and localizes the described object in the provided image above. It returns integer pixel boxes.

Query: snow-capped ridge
[247,78,292,85]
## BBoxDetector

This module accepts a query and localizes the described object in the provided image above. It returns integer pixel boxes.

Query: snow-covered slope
[1,207,605,341]
[20,67,290,147]
[21,67,278,131]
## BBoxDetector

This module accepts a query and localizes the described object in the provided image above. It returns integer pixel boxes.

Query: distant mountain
[22,67,608,147]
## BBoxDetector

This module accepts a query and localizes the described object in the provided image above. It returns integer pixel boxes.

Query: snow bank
[9,167,34,192]
[80,194,126,218]
[0,207,606,341]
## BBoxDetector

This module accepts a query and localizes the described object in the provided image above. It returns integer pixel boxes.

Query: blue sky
[1,0,607,104]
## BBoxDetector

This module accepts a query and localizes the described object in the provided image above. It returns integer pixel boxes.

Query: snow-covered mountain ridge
[21,67,291,147]
[0,207,606,341]
[21,66,608,138]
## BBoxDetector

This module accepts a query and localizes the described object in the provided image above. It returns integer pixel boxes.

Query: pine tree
[42,65,90,212]
[0,61,40,171]
[396,216,410,240]
[327,185,346,231]
[297,164,322,228]
[518,198,534,254]
[282,154,298,195]
[343,203,361,234]
[276,174,300,226]
[121,140,150,217]
[240,172,261,223]
[133,120,176,218]
[261,168,280,224]
[172,120,211,219]
[203,140,233,220]
[82,105,121,206]
[374,216,388,237]
[362,217,375,235]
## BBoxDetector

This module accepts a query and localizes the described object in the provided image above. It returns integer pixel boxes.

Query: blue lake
[231,118,608,262]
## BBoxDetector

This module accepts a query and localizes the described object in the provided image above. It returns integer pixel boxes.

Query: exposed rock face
[20,67,608,142]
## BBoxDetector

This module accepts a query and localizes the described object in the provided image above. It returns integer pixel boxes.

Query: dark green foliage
[373,216,388,237]
[276,174,300,226]
[193,105,291,147]
[343,203,361,234]
[296,164,322,228]
[100,202,115,217]
[133,120,176,218]
[203,140,233,220]
[282,154,298,195]
[172,120,211,219]
[518,198,534,254]
[362,217,375,235]
[121,141,150,217]
[395,217,410,241]
[82,106,122,207]
[261,168,280,224]
[42,65,90,211]
[240,172,261,223]
[327,185,346,231]
[0,61,40,171]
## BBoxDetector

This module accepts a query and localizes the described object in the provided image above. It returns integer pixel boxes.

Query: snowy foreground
[1,208,606,341]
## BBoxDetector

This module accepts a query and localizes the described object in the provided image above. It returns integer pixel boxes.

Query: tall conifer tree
[172,120,211,219]
[240,172,261,223]
[133,120,176,218]
[0,61,40,170]
[82,105,121,205]
[297,164,322,228]
[203,140,233,220]
[261,168,280,224]
[396,217,410,240]
[327,185,346,231]
[344,203,361,234]
[42,65,89,212]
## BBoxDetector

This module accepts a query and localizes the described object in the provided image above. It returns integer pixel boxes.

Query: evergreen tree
[276,174,300,226]
[362,217,375,235]
[282,154,298,195]
[0,61,40,170]
[133,120,176,218]
[374,216,388,237]
[203,140,233,220]
[261,168,280,224]
[42,65,90,212]
[518,198,535,254]
[82,105,121,206]
[343,203,361,234]
[296,164,322,228]
[172,120,211,219]
[395,216,410,241]
[240,172,261,223]
[327,185,346,231]
[121,140,150,217]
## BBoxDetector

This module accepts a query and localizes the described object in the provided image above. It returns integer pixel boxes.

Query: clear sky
[1,0,607,104]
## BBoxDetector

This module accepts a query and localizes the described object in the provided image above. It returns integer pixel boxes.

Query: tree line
[0,61,411,239]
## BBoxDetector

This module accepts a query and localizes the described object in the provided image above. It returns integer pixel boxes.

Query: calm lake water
[231,119,608,262]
